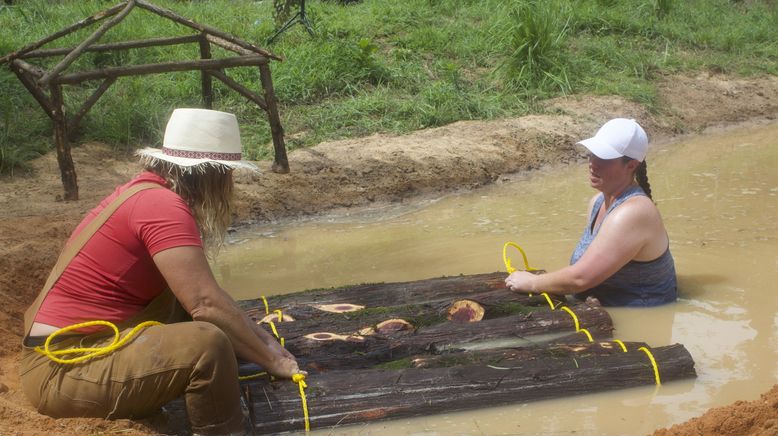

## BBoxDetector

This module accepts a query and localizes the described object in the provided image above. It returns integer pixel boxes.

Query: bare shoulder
[608,195,663,227]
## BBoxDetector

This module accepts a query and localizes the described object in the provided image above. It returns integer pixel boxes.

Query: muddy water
[216,122,778,435]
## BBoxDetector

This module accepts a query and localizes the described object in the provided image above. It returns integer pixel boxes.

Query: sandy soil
[1,71,777,435]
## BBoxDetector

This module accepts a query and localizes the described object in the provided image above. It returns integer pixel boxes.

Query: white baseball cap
[137,108,258,171]
[577,118,648,162]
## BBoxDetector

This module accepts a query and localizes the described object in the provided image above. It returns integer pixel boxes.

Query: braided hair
[621,156,653,201]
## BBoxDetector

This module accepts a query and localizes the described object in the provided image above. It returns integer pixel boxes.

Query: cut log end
[314,303,365,313]
[447,300,485,323]
[375,319,414,334]
[303,332,365,342]
[257,313,296,324]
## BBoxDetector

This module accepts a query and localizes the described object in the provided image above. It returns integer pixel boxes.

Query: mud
[1,72,777,435]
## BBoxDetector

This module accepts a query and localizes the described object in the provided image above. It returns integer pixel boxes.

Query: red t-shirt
[35,172,203,327]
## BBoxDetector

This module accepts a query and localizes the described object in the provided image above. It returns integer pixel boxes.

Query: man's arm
[153,245,301,378]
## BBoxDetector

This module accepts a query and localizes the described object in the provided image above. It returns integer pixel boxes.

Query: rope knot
[292,373,306,385]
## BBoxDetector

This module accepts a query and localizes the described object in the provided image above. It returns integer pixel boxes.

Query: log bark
[259,63,289,173]
[20,35,201,59]
[50,55,267,85]
[280,302,613,371]
[223,343,696,433]
[238,271,558,312]
[249,289,558,343]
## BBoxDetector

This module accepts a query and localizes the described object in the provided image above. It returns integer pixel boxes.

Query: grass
[0,0,776,174]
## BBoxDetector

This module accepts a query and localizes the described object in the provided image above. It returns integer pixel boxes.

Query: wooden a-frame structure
[0,0,289,201]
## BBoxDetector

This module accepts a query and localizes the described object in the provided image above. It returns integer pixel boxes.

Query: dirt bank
[1,72,777,435]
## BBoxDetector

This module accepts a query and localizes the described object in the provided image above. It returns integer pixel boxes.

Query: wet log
[282,302,613,371]
[237,343,695,434]
[408,340,651,368]
[251,289,553,343]
[238,271,557,313]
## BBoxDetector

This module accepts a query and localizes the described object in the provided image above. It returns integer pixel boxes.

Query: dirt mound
[1,72,778,434]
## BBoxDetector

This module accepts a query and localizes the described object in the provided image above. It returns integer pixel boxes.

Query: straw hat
[137,108,258,171]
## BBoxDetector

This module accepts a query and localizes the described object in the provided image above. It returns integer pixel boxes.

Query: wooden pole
[258,63,289,173]
[209,70,267,110]
[38,0,137,87]
[0,2,128,65]
[20,35,201,59]
[9,62,54,119]
[67,77,117,139]
[50,85,78,201]
[135,0,282,61]
[50,56,267,85]
[198,34,213,109]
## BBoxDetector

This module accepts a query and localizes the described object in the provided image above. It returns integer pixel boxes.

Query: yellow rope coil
[34,320,161,364]
[260,295,270,315]
[560,306,580,332]
[613,339,628,352]
[292,373,311,432]
[638,346,662,386]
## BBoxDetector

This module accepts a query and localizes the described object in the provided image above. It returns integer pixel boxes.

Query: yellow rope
[238,371,268,381]
[292,373,311,432]
[578,328,593,342]
[638,346,662,386]
[268,321,280,338]
[274,309,283,322]
[540,292,555,310]
[560,306,580,332]
[613,339,628,352]
[502,242,538,274]
[34,320,161,364]
[260,295,270,315]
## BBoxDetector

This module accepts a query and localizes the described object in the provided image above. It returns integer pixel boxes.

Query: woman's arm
[506,196,655,295]
[153,246,301,377]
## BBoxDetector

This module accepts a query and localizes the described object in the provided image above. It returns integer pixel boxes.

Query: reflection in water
[217,122,778,434]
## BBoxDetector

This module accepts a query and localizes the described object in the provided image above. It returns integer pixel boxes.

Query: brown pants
[19,293,245,435]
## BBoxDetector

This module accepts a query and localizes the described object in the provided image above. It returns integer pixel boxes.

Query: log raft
[227,343,696,434]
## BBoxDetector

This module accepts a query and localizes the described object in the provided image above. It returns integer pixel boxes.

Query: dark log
[259,63,289,173]
[9,61,54,119]
[282,302,613,371]
[38,0,137,87]
[248,289,554,343]
[0,2,128,65]
[210,70,267,110]
[50,56,267,85]
[20,35,201,59]
[232,343,696,433]
[198,35,213,109]
[67,77,117,138]
[238,272,559,312]
[408,340,651,368]
[50,85,78,201]
[134,0,282,61]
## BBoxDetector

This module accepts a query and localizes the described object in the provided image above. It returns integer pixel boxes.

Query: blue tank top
[570,185,677,307]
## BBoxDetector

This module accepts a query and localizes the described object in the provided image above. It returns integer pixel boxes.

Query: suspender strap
[23,182,164,336]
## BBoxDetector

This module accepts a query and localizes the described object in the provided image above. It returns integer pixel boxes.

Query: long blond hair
[140,158,234,255]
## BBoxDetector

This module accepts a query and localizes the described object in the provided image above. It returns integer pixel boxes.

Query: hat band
[162,147,242,161]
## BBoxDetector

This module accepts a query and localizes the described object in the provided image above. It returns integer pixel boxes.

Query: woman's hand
[504,271,537,293]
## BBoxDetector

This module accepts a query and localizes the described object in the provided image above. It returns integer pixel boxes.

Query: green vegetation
[1,0,776,174]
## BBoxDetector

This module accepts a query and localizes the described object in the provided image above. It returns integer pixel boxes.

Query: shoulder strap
[23,182,165,336]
